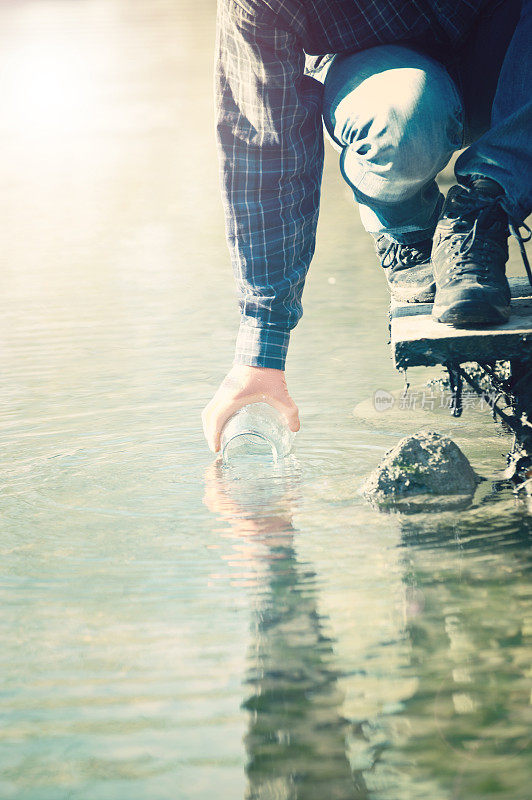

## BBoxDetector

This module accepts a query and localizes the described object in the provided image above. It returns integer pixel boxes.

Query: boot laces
[381,240,428,271]
[444,187,532,286]
[509,220,532,286]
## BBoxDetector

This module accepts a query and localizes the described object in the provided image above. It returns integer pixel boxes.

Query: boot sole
[390,285,436,304]
[432,299,510,327]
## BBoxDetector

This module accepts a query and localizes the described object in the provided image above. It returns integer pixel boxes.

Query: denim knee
[323,47,464,204]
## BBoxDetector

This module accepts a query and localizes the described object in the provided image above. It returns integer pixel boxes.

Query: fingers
[201,401,224,453]
[202,395,246,453]
[210,406,231,453]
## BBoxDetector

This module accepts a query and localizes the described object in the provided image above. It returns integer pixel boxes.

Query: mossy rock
[363,430,481,507]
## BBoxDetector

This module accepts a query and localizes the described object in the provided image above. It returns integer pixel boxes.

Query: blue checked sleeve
[215,0,324,369]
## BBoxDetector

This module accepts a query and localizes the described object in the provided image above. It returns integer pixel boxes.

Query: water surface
[0,2,530,799]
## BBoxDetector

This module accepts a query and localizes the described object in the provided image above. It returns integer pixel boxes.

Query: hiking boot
[373,233,436,303]
[431,177,511,326]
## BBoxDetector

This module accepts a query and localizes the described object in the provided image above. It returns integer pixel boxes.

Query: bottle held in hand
[220,402,295,464]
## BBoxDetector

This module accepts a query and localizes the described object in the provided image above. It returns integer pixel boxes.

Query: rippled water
[0,2,530,799]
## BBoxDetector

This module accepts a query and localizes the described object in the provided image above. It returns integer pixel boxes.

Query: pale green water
[0,2,530,799]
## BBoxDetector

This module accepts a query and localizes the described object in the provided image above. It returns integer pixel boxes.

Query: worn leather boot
[431,177,511,326]
[373,233,436,303]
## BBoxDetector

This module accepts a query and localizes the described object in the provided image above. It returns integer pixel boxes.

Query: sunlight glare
[2,38,97,136]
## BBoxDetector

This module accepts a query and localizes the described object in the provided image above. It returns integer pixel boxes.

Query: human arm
[215,0,324,370]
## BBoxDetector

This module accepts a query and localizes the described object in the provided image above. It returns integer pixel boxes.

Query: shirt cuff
[234,321,290,370]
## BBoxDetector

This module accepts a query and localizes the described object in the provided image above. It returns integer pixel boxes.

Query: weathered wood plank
[391,277,532,369]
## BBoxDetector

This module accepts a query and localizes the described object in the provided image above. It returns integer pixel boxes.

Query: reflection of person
[204,467,531,795]
[202,0,531,452]
[203,464,368,798]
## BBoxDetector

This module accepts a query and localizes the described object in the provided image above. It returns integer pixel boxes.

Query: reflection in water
[1,0,530,797]
[204,463,368,799]
[205,464,531,800]
[397,512,531,800]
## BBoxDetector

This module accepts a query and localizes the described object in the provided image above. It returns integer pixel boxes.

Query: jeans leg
[456,0,532,222]
[322,45,464,243]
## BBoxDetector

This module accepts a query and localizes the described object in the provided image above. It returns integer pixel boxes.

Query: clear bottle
[220,402,295,465]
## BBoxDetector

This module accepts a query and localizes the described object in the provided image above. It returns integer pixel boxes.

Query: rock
[363,430,481,507]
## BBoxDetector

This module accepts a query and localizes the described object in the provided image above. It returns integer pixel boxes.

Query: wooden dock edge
[390,278,532,369]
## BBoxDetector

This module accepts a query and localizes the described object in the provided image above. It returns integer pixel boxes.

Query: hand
[201,364,300,453]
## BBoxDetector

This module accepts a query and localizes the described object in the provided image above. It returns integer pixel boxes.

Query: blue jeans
[322,0,531,244]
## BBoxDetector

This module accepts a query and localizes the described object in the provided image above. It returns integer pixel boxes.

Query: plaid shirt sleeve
[215,0,324,370]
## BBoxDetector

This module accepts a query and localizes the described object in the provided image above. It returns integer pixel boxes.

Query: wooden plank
[391,277,532,369]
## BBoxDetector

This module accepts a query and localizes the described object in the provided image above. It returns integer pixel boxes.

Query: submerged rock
[363,430,481,507]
